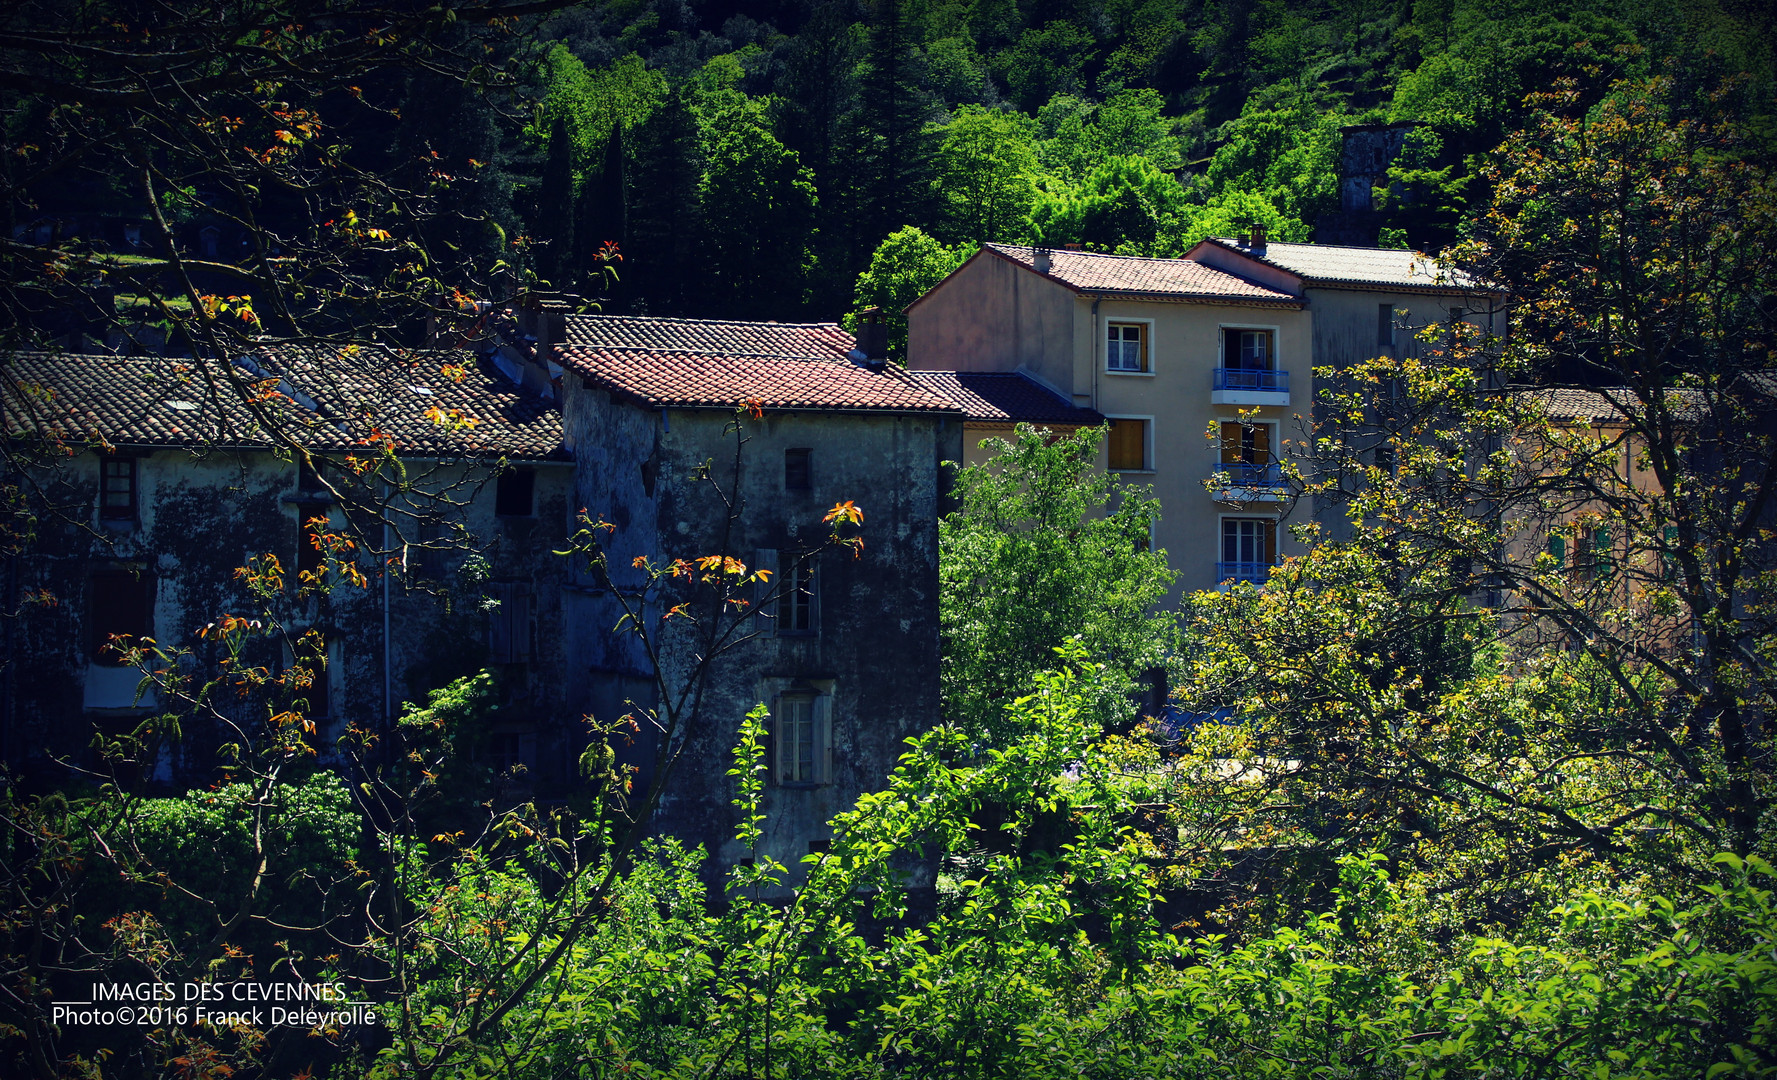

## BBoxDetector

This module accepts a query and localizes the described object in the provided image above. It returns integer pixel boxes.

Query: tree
[940,424,1179,743]
[930,106,1040,245]
[696,99,819,319]
[848,226,973,362]
[1030,154,1190,254]
[1174,72,1777,927]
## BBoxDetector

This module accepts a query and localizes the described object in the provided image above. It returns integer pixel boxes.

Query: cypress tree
[537,113,577,289]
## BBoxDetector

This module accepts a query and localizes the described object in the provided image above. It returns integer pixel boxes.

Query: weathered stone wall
[561,379,948,890]
[1,448,575,789]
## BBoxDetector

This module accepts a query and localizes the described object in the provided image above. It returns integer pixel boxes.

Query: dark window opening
[1378,304,1395,349]
[89,570,152,664]
[784,448,812,491]
[1223,328,1274,370]
[488,581,534,662]
[496,468,536,517]
[808,839,831,855]
[297,515,327,580]
[100,457,137,520]
[1374,444,1395,472]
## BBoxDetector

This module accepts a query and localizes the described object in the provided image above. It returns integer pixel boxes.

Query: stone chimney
[1032,246,1052,274]
[851,306,888,370]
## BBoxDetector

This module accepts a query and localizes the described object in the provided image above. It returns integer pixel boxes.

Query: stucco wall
[907,251,1078,398]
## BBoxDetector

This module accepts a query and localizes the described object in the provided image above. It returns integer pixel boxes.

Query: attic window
[100,457,137,520]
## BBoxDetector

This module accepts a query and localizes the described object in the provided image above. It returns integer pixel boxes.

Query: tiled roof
[2,348,565,459]
[907,371,1104,427]
[553,314,960,414]
[1518,386,1707,424]
[560,348,961,414]
[562,314,858,360]
[982,244,1300,304]
[1203,238,1479,291]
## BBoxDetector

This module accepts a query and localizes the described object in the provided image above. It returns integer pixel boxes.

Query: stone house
[539,313,961,882]
[0,346,576,784]
[906,236,1494,597]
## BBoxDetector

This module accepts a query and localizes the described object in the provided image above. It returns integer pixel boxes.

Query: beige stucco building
[907,236,1495,598]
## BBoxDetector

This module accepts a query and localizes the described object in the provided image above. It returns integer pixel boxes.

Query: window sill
[776,781,829,791]
[1110,468,1156,475]
[1104,369,1155,377]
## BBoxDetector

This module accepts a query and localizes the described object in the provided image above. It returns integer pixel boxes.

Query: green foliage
[847,226,973,361]
[696,97,819,318]
[376,656,1777,1079]
[929,105,1040,244]
[940,425,1178,742]
[1031,154,1190,253]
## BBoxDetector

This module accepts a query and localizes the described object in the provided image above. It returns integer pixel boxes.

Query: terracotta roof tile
[907,371,1103,426]
[562,314,858,359]
[559,347,961,413]
[553,314,959,413]
[1203,238,1479,291]
[2,348,565,459]
[985,243,1300,304]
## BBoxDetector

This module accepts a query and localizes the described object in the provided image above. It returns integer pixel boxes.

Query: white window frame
[1103,317,1156,376]
[1217,513,1281,588]
[1104,414,1155,474]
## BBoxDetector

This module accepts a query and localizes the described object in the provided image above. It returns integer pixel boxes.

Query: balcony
[1212,366,1290,406]
[1209,460,1287,502]
[1215,561,1276,587]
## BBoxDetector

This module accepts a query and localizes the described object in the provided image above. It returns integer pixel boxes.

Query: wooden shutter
[1220,422,1242,464]
[1109,419,1145,470]
[1250,423,1270,462]
[754,549,778,623]
[1263,520,1277,564]
[488,582,532,663]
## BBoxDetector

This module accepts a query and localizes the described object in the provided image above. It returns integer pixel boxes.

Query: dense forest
[9,0,1774,333]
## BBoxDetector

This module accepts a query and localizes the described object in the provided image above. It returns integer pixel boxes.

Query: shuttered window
[1219,421,1272,464]
[1107,418,1148,471]
[488,582,533,663]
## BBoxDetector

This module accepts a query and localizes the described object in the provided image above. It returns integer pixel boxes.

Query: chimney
[1032,246,1052,274]
[1248,223,1268,252]
[1064,242,1081,251]
[851,306,887,369]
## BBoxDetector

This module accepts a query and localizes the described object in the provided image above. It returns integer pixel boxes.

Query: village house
[0,346,575,783]
[905,233,1495,597]
[518,310,962,884]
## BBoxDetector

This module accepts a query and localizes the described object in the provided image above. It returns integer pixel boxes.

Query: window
[1378,304,1395,349]
[495,468,535,517]
[488,582,533,663]
[1580,526,1613,580]
[488,729,534,778]
[1107,418,1149,471]
[1219,421,1277,486]
[297,514,327,580]
[1547,531,1567,570]
[774,693,830,785]
[1218,518,1277,584]
[1106,322,1149,372]
[777,552,817,634]
[1223,328,1274,370]
[89,569,153,665]
[1373,444,1396,472]
[99,457,137,521]
[784,448,812,491]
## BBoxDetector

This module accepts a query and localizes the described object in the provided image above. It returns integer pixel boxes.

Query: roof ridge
[566,313,845,331]
[561,344,854,362]
[988,242,1190,264]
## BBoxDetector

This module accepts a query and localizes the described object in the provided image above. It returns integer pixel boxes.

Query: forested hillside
[9,0,1770,334]
[487,0,1773,320]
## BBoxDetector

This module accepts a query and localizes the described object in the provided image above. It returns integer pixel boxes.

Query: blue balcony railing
[1216,561,1276,585]
[1212,367,1289,393]
[1210,460,1285,487]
